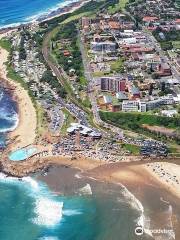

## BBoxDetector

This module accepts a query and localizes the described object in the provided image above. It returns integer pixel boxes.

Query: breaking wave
[0,173,84,229]
[33,198,63,227]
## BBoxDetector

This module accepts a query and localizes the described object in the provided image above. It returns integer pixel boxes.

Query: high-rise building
[98,77,126,92]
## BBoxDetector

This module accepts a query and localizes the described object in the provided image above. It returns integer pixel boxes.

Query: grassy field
[60,12,91,25]
[100,111,180,130]
[36,104,48,136]
[122,143,140,155]
[0,38,11,52]
[60,108,77,135]
[110,59,124,73]
[108,0,129,14]
[172,41,180,51]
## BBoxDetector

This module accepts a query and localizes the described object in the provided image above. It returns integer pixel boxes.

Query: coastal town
[0,0,179,175]
[0,0,180,238]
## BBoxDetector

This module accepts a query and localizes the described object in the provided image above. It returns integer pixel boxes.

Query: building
[91,41,117,52]
[158,63,172,76]
[116,91,128,100]
[128,85,140,99]
[82,17,91,29]
[98,76,126,92]
[122,100,146,112]
[67,123,102,139]
[161,110,177,117]
[146,99,164,110]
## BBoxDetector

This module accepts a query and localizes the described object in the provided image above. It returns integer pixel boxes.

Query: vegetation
[100,111,180,143]
[111,59,124,73]
[40,70,67,98]
[100,111,180,130]
[36,104,48,136]
[122,143,140,154]
[53,22,84,82]
[5,63,37,107]
[60,108,76,134]
[108,0,129,13]
[0,38,11,52]
[152,28,180,51]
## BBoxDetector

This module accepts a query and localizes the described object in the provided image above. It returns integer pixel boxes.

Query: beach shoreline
[0,0,89,32]
[0,2,180,238]
[36,161,180,239]
[0,33,37,150]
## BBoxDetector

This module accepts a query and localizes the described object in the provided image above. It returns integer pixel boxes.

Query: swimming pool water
[9,147,37,161]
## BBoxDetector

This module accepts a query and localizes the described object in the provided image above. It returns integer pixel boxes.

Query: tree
[149,83,154,95]
[161,82,166,92]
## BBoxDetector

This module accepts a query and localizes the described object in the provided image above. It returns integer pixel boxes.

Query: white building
[161,110,178,117]
[122,100,146,112]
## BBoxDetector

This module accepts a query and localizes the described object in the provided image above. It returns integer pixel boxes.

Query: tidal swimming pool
[9,147,37,161]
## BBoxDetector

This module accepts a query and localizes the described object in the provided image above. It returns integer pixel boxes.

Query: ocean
[0,0,79,28]
[0,88,147,240]
[0,172,145,240]
[0,88,18,147]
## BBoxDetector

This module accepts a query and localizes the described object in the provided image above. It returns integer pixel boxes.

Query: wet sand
[36,162,180,240]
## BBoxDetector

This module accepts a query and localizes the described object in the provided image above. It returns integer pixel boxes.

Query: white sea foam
[39,237,59,240]
[63,209,82,216]
[74,173,82,179]
[0,112,19,133]
[0,175,83,228]
[0,0,78,29]
[78,183,92,195]
[0,172,19,182]
[33,197,63,227]
[120,186,144,214]
[25,0,79,22]
[22,176,39,190]
[0,22,25,29]
[0,91,4,101]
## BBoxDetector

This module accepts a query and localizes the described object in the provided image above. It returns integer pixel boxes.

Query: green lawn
[100,111,180,130]
[108,0,129,14]
[36,104,48,136]
[122,143,140,155]
[172,41,180,50]
[60,108,77,135]
[0,38,11,52]
[60,12,91,25]
[110,59,124,73]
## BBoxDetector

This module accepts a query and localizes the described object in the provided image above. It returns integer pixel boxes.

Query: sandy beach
[0,33,36,150]
[36,160,180,240]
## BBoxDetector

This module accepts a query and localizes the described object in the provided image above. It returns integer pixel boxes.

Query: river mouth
[36,164,180,240]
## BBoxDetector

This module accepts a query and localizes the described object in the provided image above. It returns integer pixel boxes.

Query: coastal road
[78,30,124,137]
[42,30,91,126]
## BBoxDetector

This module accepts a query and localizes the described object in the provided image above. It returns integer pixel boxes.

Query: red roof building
[142,16,158,22]
[175,19,180,24]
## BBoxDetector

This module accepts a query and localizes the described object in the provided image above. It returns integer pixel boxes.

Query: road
[78,30,124,137]
[144,29,180,81]
[42,30,90,126]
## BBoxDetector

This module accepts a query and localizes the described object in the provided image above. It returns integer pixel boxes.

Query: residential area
[1,0,180,159]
